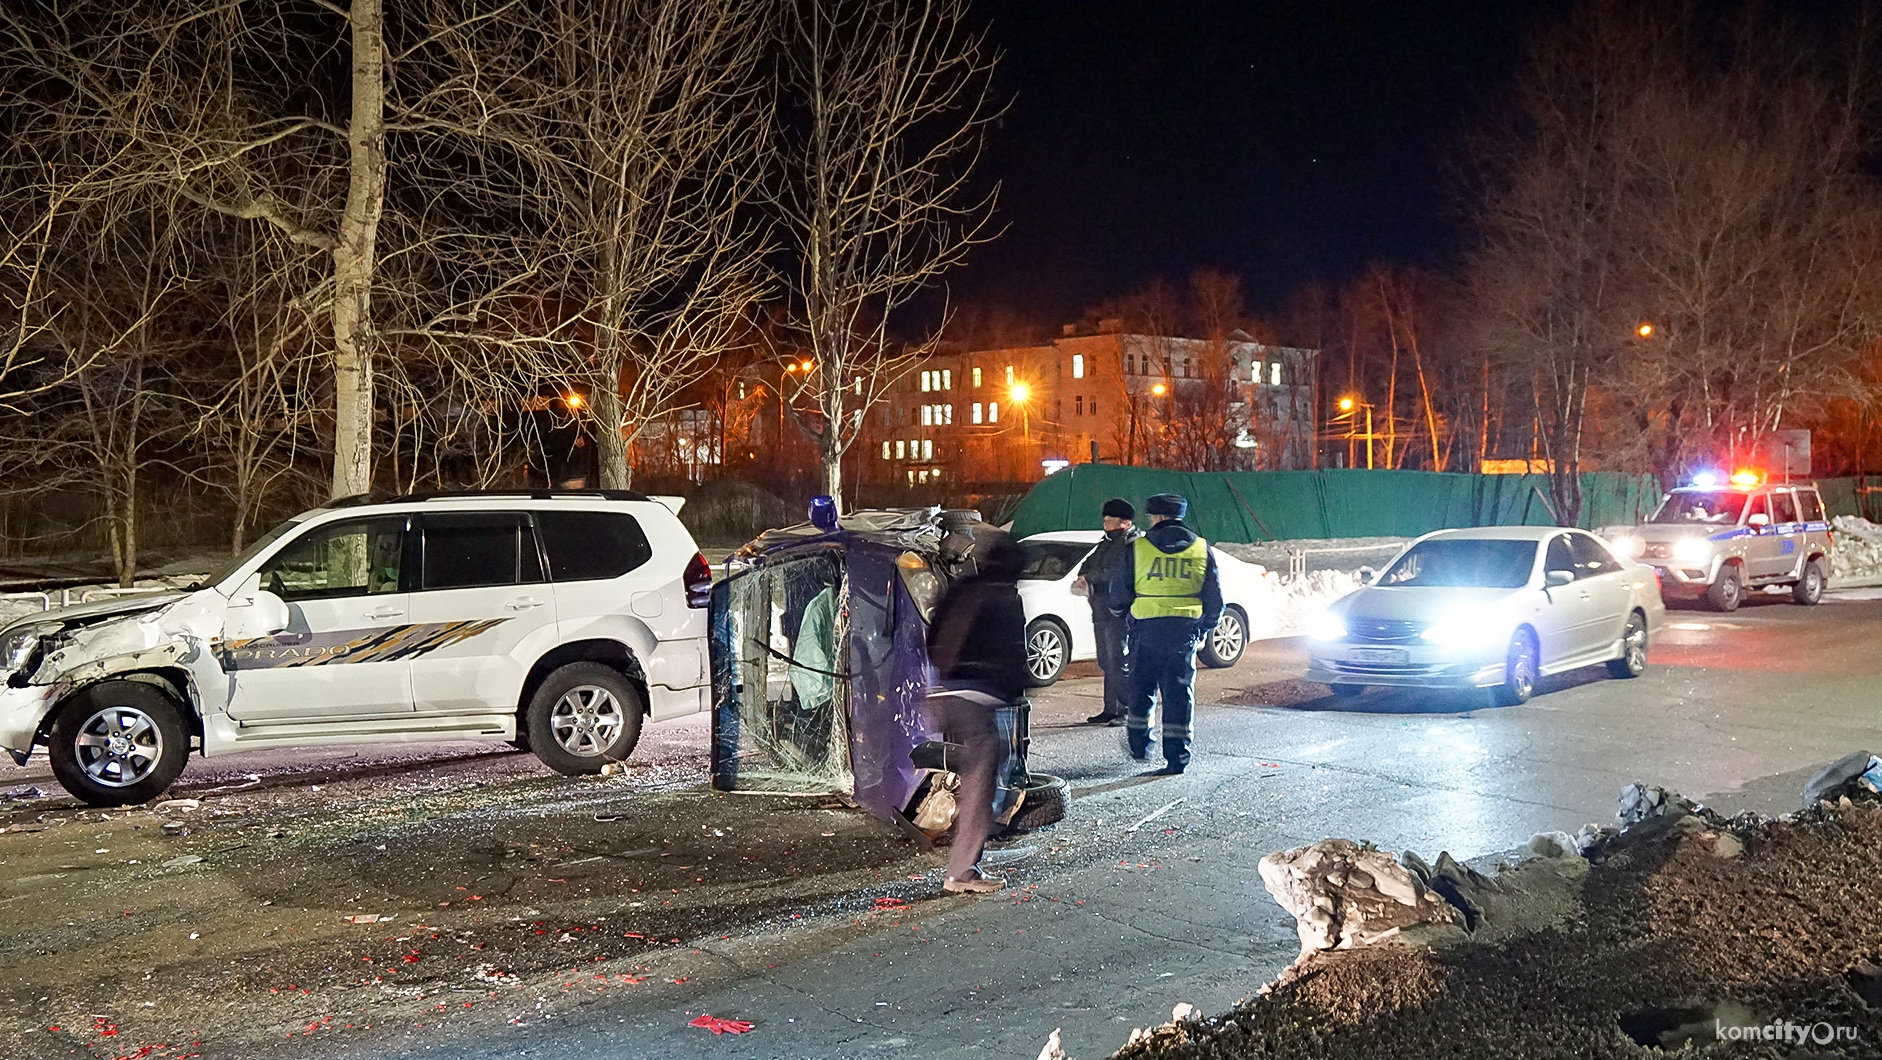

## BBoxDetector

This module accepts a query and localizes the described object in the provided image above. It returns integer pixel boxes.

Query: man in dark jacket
[1109,493,1222,775]
[925,533,1027,893]
[1074,498,1138,725]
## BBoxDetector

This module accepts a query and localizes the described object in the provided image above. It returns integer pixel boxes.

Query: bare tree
[775,0,999,509]
[403,0,772,491]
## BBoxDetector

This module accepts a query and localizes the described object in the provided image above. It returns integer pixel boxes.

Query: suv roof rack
[327,488,651,508]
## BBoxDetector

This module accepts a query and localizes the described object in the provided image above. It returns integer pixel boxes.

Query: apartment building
[862,325,1318,488]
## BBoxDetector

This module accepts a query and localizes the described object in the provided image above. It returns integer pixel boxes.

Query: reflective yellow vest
[1130,536,1208,620]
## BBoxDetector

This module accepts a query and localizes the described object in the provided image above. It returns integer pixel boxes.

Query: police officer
[1108,493,1221,775]
[1074,498,1137,726]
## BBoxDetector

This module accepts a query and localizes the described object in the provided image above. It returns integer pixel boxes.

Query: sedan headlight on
[1305,611,1347,641]
[1610,534,1645,559]
[1672,538,1714,564]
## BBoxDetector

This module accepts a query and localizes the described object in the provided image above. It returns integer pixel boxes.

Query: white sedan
[1016,531,1276,686]
[1303,526,1666,704]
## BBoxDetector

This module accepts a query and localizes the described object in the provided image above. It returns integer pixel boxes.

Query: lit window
[919,470,929,484]
[853,377,861,395]
[907,469,915,485]
[972,402,983,424]
[1250,360,1261,384]
[972,366,982,387]
[923,439,933,460]
[882,441,891,459]
[895,440,906,459]
[989,402,999,423]
[1072,354,1085,379]
[738,382,747,399]
[921,405,933,426]
[942,369,952,390]
[920,371,931,393]
[1271,362,1282,386]
[1005,365,1015,385]
[944,404,953,425]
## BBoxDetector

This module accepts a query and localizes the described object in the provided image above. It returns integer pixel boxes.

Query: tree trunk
[592,383,632,489]
[819,428,843,504]
[329,0,387,501]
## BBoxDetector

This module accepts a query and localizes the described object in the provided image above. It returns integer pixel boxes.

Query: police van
[1602,472,1833,612]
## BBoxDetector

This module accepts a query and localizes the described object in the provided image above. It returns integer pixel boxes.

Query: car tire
[1705,563,1742,612]
[1329,683,1366,697]
[1493,630,1538,706]
[1198,607,1248,668]
[1792,558,1826,605]
[1009,772,1071,831]
[47,680,191,806]
[526,662,645,776]
[1024,618,1070,687]
[1605,612,1648,679]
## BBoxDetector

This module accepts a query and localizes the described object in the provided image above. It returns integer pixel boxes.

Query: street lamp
[1008,381,1030,404]
[1333,394,1375,470]
[1151,382,1168,397]
[1636,322,1655,339]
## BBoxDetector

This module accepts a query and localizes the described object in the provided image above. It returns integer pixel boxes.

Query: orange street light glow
[800,360,814,371]
[1152,382,1168,396]
[565,392,584,409]
[1009,382,1031,403]
[1338,396,1354,411]
[1637,322,1654,338]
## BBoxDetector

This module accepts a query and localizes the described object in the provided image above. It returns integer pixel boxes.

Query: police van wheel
[1024,619,1070,687]
[1792,559,1826,605]
[1198,607,1247,668]
[1705,564,1742,612]
[1009,773,1070,830]
[47,681,191,806]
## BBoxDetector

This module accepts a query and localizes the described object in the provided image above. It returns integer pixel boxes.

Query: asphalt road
[313,587,1882,1060]
[9,588,1880,1060]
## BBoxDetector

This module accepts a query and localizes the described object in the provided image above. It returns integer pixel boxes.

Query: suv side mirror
[225,573,290,638]
[1355,566,1376,585]
[1546,569,1575,588]
[1747,512,1770,528]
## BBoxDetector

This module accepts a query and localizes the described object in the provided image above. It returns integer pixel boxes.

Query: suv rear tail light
[685,552,712,608]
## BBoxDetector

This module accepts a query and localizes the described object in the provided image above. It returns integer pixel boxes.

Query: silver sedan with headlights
[1304,526,1666,705]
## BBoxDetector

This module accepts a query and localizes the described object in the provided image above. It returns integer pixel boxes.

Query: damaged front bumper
[0,680,59,764]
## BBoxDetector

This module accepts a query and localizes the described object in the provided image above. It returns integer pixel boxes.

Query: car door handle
[365,605,406,620]
[505,597,544,611]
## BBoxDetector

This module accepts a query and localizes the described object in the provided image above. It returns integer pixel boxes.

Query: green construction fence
[1008,466,1667,542]
[1009,466,1882,542]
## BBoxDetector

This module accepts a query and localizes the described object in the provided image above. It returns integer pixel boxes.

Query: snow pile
[1832,516,1882,583]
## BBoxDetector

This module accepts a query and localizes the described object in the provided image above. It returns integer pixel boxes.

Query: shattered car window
[717,551,853,792]
[258,518,408,602]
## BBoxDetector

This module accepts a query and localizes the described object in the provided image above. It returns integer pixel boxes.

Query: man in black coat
[1074,498,1138,725]
[925,533,1027,894]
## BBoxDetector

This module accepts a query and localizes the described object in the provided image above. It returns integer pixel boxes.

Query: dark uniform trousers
[1124,615,1200,769]
[1092,614,1130,718]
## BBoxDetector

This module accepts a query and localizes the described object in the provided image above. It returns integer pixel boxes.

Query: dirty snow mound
[1831,515,1882,582]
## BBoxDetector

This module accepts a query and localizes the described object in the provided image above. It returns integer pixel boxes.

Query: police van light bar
[1730,469,1763,487]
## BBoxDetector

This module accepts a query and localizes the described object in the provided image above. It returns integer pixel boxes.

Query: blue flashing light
[1690,471,1719,488]
[809,495,839,531]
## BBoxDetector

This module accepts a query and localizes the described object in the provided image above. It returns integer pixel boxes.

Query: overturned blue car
[707,503,1068,841]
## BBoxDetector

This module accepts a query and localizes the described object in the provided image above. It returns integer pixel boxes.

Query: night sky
[954,0,1564,324]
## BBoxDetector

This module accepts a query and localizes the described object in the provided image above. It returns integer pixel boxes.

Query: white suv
[0,491,712,805]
